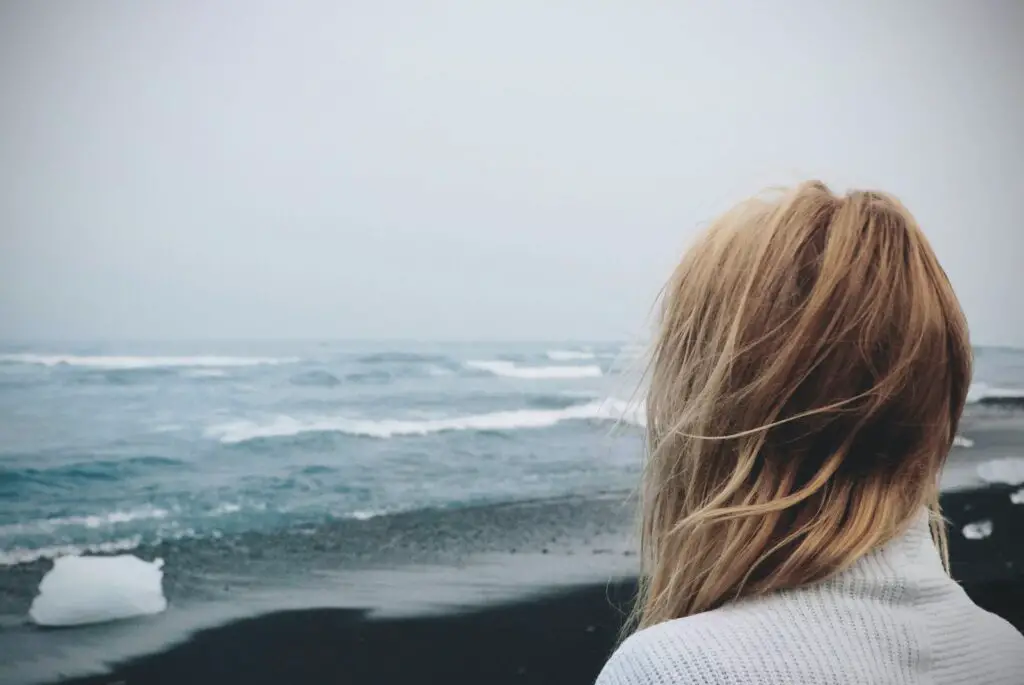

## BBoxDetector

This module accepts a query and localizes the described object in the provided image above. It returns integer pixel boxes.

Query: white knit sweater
[597,512,1024,684]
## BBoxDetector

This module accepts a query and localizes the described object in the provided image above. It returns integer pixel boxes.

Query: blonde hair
[631,181,971,631]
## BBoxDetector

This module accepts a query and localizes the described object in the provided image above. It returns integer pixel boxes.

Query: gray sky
[1,1,1022,344]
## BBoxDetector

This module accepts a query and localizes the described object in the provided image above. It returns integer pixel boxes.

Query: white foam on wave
[183,368,229,378]
[546,349,596,361]
[348,510,386,521]
[29,554,167,627]
[953,435,974,448]
[0,536,143,567]
[207,398,643,444]
[966,382,1024,404]
[466,360,603,379]
[976,458,1024,486]
[0,353,299,370]
[0,507,170,537]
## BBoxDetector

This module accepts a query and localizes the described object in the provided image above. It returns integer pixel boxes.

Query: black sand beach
[53,581,637,685]
[7,485,1015,685]
[48,577,1024,685]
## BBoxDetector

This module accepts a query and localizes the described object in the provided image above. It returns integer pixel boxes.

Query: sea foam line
[466,360,603,379]
[976,458,1024,487]
[966,382,1024,404]
[0,353,299,369]
[0,507,170,537]
[0,536,144,567]
[206,399,643,444]
[183,369,229,378]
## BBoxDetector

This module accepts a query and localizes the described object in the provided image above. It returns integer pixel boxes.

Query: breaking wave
[206,399,642,444]
[0,353,299,370]
[182,369,229,379]
[966,382,1024,407]
[0,537,144,567]
[466,360,603,379]
[976,458,1024,486]
[0,507,170,537]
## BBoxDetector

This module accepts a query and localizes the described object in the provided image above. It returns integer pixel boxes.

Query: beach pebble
[29,554,167,627]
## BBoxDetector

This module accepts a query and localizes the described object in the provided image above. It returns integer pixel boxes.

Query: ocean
[1,342,1024,684]
[0,342,1022,610]
[3,342,1024,564]
[0,342,650,569]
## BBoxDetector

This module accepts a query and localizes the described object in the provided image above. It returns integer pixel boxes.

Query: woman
[597,182,1023,684]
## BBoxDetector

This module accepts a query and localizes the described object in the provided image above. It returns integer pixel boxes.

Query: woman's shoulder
[595,610,745,685]
[594,586,888,684]
[596,584,1024,685]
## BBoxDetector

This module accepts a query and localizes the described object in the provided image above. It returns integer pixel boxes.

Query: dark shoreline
[21,485,1020,685]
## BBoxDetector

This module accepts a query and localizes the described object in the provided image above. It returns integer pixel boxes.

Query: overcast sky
[1,1,1021,344]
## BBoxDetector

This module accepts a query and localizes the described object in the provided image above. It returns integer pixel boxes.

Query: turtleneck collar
[825,509,950,590]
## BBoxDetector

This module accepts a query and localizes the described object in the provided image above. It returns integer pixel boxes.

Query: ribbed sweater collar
[824,509,949,591]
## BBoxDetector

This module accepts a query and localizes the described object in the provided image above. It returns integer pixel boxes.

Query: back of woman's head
[636,181,971,629]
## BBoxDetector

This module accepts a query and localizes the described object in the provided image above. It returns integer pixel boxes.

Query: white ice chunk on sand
[962,520,993,541]
[976,458,1024,486]
[29,555,167,627]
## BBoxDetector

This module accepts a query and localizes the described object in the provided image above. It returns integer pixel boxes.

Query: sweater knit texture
[597,512,1024,684]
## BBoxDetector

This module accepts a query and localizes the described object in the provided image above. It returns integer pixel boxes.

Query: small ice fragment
[1011,489,1024,505]
[962,520,993,541]
[953,435,974,448]
[29,554,167,627]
